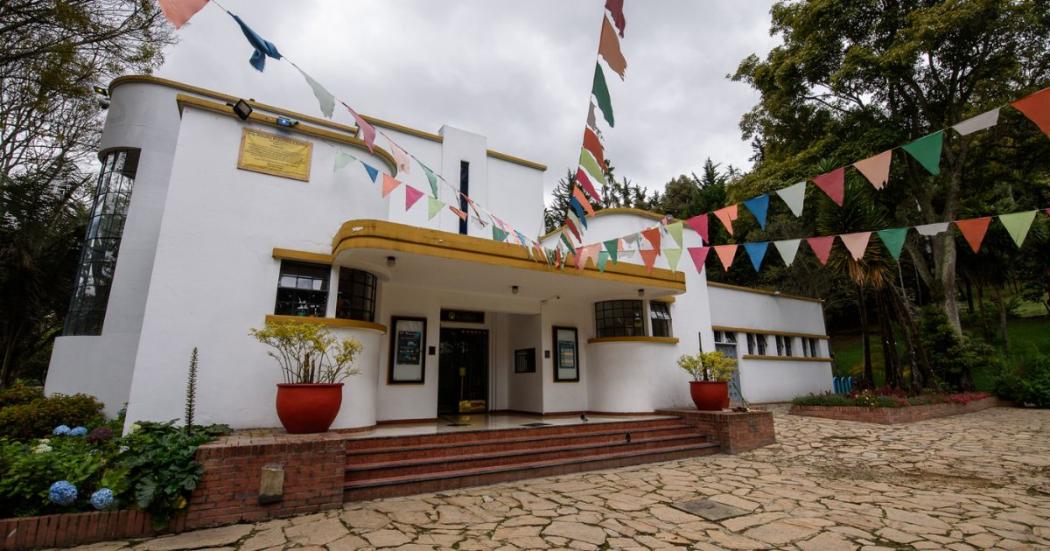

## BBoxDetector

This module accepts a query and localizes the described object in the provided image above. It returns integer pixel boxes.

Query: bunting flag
[712,205,739,235]
[776,181,806,217]
[687,246,709,273]
[812,168,845,206]
[774,239,801,266]
[902,131,944,175]
[598,16,627,79]
[685,214,709,244]
[877,228,908,260]
[605,0,626,37]
[572,186,596,215]
[388,139,411,174]
[344,104,376,153]
[743,242,768,272]
[1011,88,1050,137]
[404,185,424,211]
[998,210,1038,247]
[576,168,602,203]
[853,150,892,190]
[297,67,335,118]
[427,197,444,220]
[953,108,1000,136]
[915,222,950,236]
[565,212,583,241]
[597,251,610,272]
[560,232,575,251]
[361,162,379,183]
[641,227,661,251]
[230,13,281,72]
[954,217,991,253]
[666,221,684,247]
[568,197,588,228]
[714,245,738,271]
[743,194,769,230]
[592,63,615,127]
[579,149,606,187]
[582,128,607,171]
[639,249,659,272]
[587,101,598,132]
[333,150,355,172]
[664,248,682,271]
[449,206,468,221]
[381,174,401,197]
[159,0,208,29]
[807,236,835,266]
[422,165,439,197]
[840,232,871,261]
[603,239,619,263]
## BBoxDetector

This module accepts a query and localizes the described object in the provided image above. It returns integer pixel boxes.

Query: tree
[0,0,174,386]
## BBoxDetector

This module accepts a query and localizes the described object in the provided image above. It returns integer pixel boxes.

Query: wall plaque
[237,128,313,182]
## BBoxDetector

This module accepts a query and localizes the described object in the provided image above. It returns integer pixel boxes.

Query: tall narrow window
[775,335,794,356]
[274,261,329,317]
[458,160,469,235]
[649,301,672,337]
[64,149,140,335]
[746,333,767,355]
[336,268,377,322]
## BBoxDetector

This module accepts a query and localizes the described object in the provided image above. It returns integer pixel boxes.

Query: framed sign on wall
[552,326,579,382]
[514,348,536,374]
[389,316,427,384]
[237,128,313,182]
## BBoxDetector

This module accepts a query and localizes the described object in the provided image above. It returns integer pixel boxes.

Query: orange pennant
[955,217,992,253]
[713,244,737,271]
[1012,87,1050,137]
[598,16,627,79]
[641,227,661,251]
[712,205,739,235]
[853,150,892,190]
[572,185,596,215]
[381,173,402,197]
[582,127,607,171]
[639,249,659,272]
[449,206,468,221]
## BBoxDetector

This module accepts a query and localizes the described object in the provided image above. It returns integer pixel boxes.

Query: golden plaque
[237,128,313,182]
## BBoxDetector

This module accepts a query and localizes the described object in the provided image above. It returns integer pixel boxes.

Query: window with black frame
[713,330,738,358]
[775,335,794,356]
[649,301,672,337]
[746,333,767,355]
[274,261,329,317]
[336,267,377,321]
[594,300,646,337]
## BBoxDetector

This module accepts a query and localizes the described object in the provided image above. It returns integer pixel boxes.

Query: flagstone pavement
[69,406,1050,551]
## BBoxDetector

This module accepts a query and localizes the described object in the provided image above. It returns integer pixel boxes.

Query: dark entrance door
[438,328,489,415]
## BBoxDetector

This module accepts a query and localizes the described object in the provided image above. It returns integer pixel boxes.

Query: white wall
[708,285,827,335]
[504,313,543,412]
[738,360,833,403]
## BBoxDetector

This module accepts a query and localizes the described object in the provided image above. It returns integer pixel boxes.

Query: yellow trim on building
[485,149,547,171]
[712,325,829,340]
[708,281,823,304]
[265,314,387,334]
[586,336,679,345]
[541,207,670,241]
[331,219,686,291]
[653,296,675,304]
[271,248,333,265]
[742,354,833,363]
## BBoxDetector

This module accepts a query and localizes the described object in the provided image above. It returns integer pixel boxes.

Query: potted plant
[678,351,737,411]
[251,320,363,433]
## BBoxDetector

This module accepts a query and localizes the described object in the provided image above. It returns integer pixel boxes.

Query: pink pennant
[576,168,602,203]
[687,247,709,273]
[955,217,992,253]
[159,0,208,29]
[449,206,468,221]
[641,227,661,251]
[712,205,739,236]
[639,249,659,272]
[685,214,709,243]
[343,103,376,153]
[853,151,892,190]
[807,236,835,265]
[812,167,845,206]
[381,173,401,198]
[404,185,424,211]
[387,139,411,174]
[713,245,737,271]
[839,232,872,261]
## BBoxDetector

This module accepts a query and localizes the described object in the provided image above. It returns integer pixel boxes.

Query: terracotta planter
[275,383,343,433]
[689,381,729,411]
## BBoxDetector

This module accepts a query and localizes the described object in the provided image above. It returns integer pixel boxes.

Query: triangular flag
[388,139,411,174]
[776,181,806,217]
[713,245,738,271]
[605,0,626,37]
[422,165,439,197]
[565,212,583,241]
[576,168,602,203]
[902,131,944,175]
[333,151,356,172]
[666,221,684,247]
[404,185,424,211]
[572,185,596,216]
[598,16,627,79]
[597,251,610,272]
[587,101,598,131]
[685,214,709,244]
[159,0,208,29]
[812,167,845,206]
[641,227,661,251]
[953,108,1000,136]
[840,232,872,261]
[296,67,335,118]
[569,197,588,228]
[381,173,401,197]
[639,249,659,272]
[230,13,281,72]
[743,242,768,272]
[687,247,709,273]
[712,205,739,235]
[743,195,769,230]
[492,225,509,242]
[579,148,606,187]
[582,128,607,172]
[998,210,1038,247]
[344,103,376,153]
[361,162,379,183]
[449,206,468,221]
[915,222,950,236]
[877,228,908,260]
[427,197,444,220]
[954,217,991,253]
[560,233,574,251]
[773,239,801,266]
[604,239,619,263]
[853,150,892,190]
[591,63,615,127]
[1011,88,1050,137]
[807,236,835,266]
[664,248,683,271]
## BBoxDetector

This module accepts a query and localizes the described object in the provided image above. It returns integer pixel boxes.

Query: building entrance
[438,328,489,415]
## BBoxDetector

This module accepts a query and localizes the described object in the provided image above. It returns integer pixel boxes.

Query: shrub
[792,389,990,408]
[0,394,105,441]
[677,351,737,382]
[917,306,1003,391]
[250,321,363,384]
[997,353,1050,408]
[0,384,44,409]
[0,437,107,517]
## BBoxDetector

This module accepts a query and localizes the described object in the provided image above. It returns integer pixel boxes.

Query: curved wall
[586,341,684,412]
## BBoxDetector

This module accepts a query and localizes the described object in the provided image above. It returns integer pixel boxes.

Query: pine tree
[184,347,198,429]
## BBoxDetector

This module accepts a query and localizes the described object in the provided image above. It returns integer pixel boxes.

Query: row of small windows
[594,300,673,338]
[721,330,822,358]
[275,261,377,321]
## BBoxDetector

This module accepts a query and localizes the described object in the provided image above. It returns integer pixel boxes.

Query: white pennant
[953,108,1000,136]
[776,181,806,217]
[915,222,950,236]
[773,239,802,265]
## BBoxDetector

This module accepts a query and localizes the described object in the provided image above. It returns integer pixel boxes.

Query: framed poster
[552,326,579,382]
[514,348,536,374]
[237,128,313,182]
[388,316,427,384]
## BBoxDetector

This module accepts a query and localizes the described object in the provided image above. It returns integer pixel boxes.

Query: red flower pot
[275,383,343,434]
[689,381,729,411]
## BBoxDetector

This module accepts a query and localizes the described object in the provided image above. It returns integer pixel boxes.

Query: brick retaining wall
[790,396,1000,424]
[657,409,776,454]
[0,509,158,551]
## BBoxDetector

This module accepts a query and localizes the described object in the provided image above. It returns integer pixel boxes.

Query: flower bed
[790,391,999,424]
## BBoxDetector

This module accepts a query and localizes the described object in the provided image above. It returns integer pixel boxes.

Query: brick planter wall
[657,409,776,454]
[0,509,159,551]
[790,396,1000,424]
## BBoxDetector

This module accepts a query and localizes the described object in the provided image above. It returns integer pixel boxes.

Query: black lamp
[231,99,253,120]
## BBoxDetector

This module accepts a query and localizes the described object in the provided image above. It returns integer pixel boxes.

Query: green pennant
[333,150,356,172]
[591,63,615,127]
[560,232,574,251]
[664,248,682,272]
[492,226,508,242]
[579,148,605,185]
[597,251,610,272]
[902,131,944,176]
[877,227,908,260]
[423,165,439,197]
[427,197,445,220]
[998,210,1038,247]
[667,221,684,247]
[603,239,619,263]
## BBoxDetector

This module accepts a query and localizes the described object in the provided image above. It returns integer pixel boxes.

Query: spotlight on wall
[230,99,253,120]
[511,285,519,295]
[637,288,645,297]
[276,116,299,128]
[92,86,109,98]
[386,256,397,268]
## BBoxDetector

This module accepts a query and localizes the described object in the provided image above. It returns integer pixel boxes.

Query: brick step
[346,417,686,451]
[343,441,720,502]
[346,425,699,463]
[346,433,709,479]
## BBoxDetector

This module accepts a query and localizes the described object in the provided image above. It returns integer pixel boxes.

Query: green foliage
[678,351,737,382]
[996,352,1050,408]
[0,384,44,409]
[185,347,198,428]
[250,321,363,384]
[0,393,104,440]
[793,390,991,408]
[916,306,1003,390]
[0,437,107,517]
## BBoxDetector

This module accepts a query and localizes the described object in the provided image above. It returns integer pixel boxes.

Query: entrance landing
[347,413,676,439]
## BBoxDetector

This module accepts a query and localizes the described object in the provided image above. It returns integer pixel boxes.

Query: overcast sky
[157,0,780,200]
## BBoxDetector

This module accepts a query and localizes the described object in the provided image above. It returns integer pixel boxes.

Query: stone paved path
[71,406,1050,550]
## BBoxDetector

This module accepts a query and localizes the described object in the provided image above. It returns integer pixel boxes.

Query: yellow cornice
[708,281,824,304]
[272,248,333,265]
[586,336,680,345]
[742,354,833,363]
[331,219,686,291]
[486,149,547,171]
[712,325,829,340]
[265,314,387,334]
[540,207,670,241]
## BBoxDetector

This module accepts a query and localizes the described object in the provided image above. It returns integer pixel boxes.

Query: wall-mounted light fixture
[386,256,397,268]
[637,288,645,297]
[276,116,299,128]
[511,285,519,295]
[230,99,253,120]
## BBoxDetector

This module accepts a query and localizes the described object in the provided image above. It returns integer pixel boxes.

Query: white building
[44,76,833,430]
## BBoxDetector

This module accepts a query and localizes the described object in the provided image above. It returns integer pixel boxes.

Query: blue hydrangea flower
[49,481,77,506]
[69,426,88,437]
[52,425,71,436]
[90,488,114,510]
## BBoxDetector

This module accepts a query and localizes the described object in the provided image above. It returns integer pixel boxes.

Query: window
[274,261,329,317]
[336,268,377,321]
[65,149,140,335]
[594,300,645,337]
[746,333,767,355]
[649,301,672,337]
[775,335,794,357]
[458,161,469,235]
[804,337,819,357]
[713,330,738,358]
